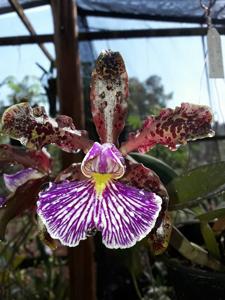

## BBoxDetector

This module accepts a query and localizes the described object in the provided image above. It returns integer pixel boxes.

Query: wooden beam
[78,7,225,25]
[8,0,54,62]
[0,1,224,25]
[1,26,225,46]
[0,0,47,15]
[50,1,96,300]
[0,34,53,46]
[77,26,225,40]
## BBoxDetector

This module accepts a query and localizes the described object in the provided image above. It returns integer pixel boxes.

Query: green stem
[131,271,142,300]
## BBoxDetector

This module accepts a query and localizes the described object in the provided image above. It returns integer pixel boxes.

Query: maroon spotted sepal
[2,103,93,153]
[120,103,214,154]
[90,50,128,145]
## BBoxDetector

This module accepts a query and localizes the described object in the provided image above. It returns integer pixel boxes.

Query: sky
[0,4,225,123]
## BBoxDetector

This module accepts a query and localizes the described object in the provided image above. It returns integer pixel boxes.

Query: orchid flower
[1,50,214,249]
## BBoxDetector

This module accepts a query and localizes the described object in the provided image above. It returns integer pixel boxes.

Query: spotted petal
[90,50,128,145]
[2,103,93,153]
[37,179,162,249]
[4,168,43,192]
[120,103,214,154]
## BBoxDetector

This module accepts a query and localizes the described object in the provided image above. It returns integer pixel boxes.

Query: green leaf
[129,152,177,185]
[167,162,225,208]
[197,208,225,221]
[7,81,21,93]
[200,222,221,260]
[127,115,142,129]
[170,226,223,271]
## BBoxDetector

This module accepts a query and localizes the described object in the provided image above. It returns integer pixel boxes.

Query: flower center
[92,173,112,196]
[81,142,125,179]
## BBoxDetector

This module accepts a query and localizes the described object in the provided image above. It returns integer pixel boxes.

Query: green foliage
[47,144,62,177]
[200,222,221,260]
[127,114,142,130]
[132,152,225,271]
[0,75,47,108]
[166,161,225,270]
[149,144,188,174]
[197,208,225,221]
[0,216,69,300]
[169,227,223,271]
[128,75,173,124]
[167,162,225,208]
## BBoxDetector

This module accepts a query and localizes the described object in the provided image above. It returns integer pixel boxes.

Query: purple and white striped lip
[81,142,125,179]
[37,178,162,249]
[37,143,163,249]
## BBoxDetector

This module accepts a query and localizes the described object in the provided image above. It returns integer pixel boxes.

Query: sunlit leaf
[200,222,221,260]
[12,255,26,269]
[170,226,223,271]
[127,115,141,130]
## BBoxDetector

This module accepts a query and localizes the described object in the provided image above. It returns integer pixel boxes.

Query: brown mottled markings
[100,92,105,99]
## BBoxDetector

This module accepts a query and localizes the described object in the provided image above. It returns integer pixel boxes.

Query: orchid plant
[0,50,214,250]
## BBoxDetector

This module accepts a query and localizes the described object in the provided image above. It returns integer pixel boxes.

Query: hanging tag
[207,27,224,78]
